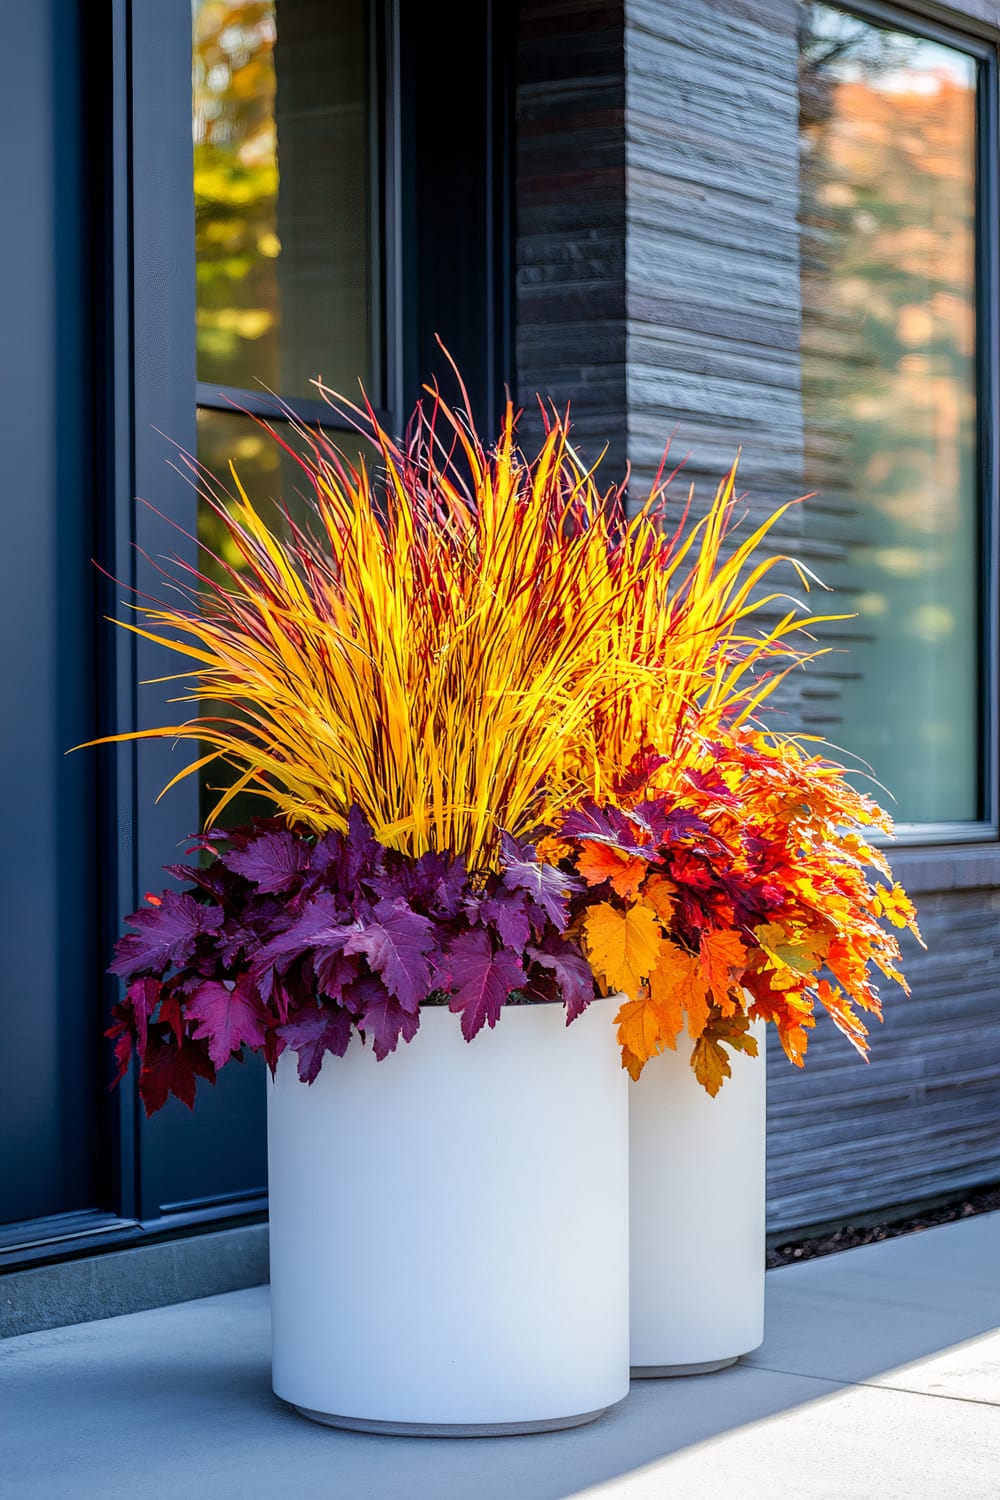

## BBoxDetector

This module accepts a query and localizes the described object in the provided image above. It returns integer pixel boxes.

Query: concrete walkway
[1,1213,997,1499]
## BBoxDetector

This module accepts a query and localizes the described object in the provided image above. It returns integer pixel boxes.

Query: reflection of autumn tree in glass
[799,4,978,824]
[194,0,373,400]
[193,0,280,389]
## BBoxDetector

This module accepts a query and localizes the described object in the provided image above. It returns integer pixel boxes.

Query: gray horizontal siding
[624,0,804,517]
[768,886,1000,1232]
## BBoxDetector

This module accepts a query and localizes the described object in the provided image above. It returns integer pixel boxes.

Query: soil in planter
[767,1183,1000,1268]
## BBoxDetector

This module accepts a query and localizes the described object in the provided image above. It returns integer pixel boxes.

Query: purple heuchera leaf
[558,803,647,854]
[110,891,224,980]
[278,1005,353,1083]
[186,974,267,1069]
[526,935,596,1021]
[623,798,673,843]
[370,849,468,916]
[683,767,741,807]
[342,898,436,1013]
[251,893,352,999]
[446,928,525,1041]
[661,807,713,844]
[163,861,232,902]
[499,832,579,932]
[358,978,421,1061]
[344,805,383,885]
[313,949,364,1007]
[224,830,310,893]
[476,888,532,954]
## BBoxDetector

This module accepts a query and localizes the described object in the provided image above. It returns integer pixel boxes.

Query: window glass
[193,0,377,401]
[799,4,979,825]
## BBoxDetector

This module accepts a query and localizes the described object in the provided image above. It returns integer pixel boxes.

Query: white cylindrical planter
[629,1023,766,1376]
[267,996,629,1435]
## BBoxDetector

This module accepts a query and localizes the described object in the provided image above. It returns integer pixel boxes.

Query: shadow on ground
[1,1215,997,1499]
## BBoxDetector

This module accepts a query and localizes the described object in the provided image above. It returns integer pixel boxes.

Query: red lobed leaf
[186,974,267,1069]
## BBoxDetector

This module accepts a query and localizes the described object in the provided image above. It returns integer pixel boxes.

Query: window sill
[881,841,1000,895]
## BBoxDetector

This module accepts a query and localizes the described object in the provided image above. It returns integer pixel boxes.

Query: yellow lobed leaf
[583,901,663,998]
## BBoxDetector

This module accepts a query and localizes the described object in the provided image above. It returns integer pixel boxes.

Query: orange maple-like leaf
[575,842,648,900]
[534,834,571,866]
[816,979,870,1058]
[621,1043,645,1082]
[642,874,676,926]
[615,994,664,1076]
[874,882,924,943]
[691,1033,731,1096]
[582,901,663,997]
[647,938,707,1046]
[684,966,712,1042]
[699,928,748,1013]
[646,942,688,1049]
[706,1009,760,1059]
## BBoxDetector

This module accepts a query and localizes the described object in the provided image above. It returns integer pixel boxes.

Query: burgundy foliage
[108,811,593,1114]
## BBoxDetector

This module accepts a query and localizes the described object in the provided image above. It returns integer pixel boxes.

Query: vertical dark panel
[0,1,99,1224]
[514,1,627,470]
[400,0,508,428]
[129,1,266,1222]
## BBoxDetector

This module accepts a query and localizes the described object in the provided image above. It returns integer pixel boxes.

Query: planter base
[631,1356,739,1379]
[291,1403,615,1438]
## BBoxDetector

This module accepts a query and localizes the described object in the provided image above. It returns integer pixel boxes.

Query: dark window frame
[0,0,512,1272]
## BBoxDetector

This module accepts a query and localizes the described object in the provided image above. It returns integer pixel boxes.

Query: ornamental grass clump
[92,366,920,1107]
[97,378,828,866]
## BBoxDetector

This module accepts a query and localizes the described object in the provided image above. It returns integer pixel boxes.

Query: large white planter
[267,996,630,1435]
[629,1023,766,1375]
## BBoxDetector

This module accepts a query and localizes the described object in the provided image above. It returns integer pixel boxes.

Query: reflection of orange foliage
[802,73,975,531]
[799,47,979,818]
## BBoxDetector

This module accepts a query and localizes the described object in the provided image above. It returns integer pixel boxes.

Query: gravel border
[767,1184,1000,1268]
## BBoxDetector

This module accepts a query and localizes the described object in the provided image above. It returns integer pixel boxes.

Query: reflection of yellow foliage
[855,592,888,617]
[905,604,954,642]
[232,434,267,461]
[193,1,279,387]
[198,307,274,340]
[871,547,928,578]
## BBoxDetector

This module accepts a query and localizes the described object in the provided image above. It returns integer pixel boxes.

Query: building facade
[2,0,998,1326]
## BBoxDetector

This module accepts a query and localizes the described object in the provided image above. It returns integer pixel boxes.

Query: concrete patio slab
[1,1212,997,1499]
[744,1212,1000,1404]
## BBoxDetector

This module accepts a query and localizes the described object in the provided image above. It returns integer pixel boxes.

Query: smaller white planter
[629,1023,766,1375]
[267,996,629,1435]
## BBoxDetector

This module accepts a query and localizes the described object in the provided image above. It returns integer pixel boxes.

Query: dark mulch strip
[767,1183,1000,1268]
